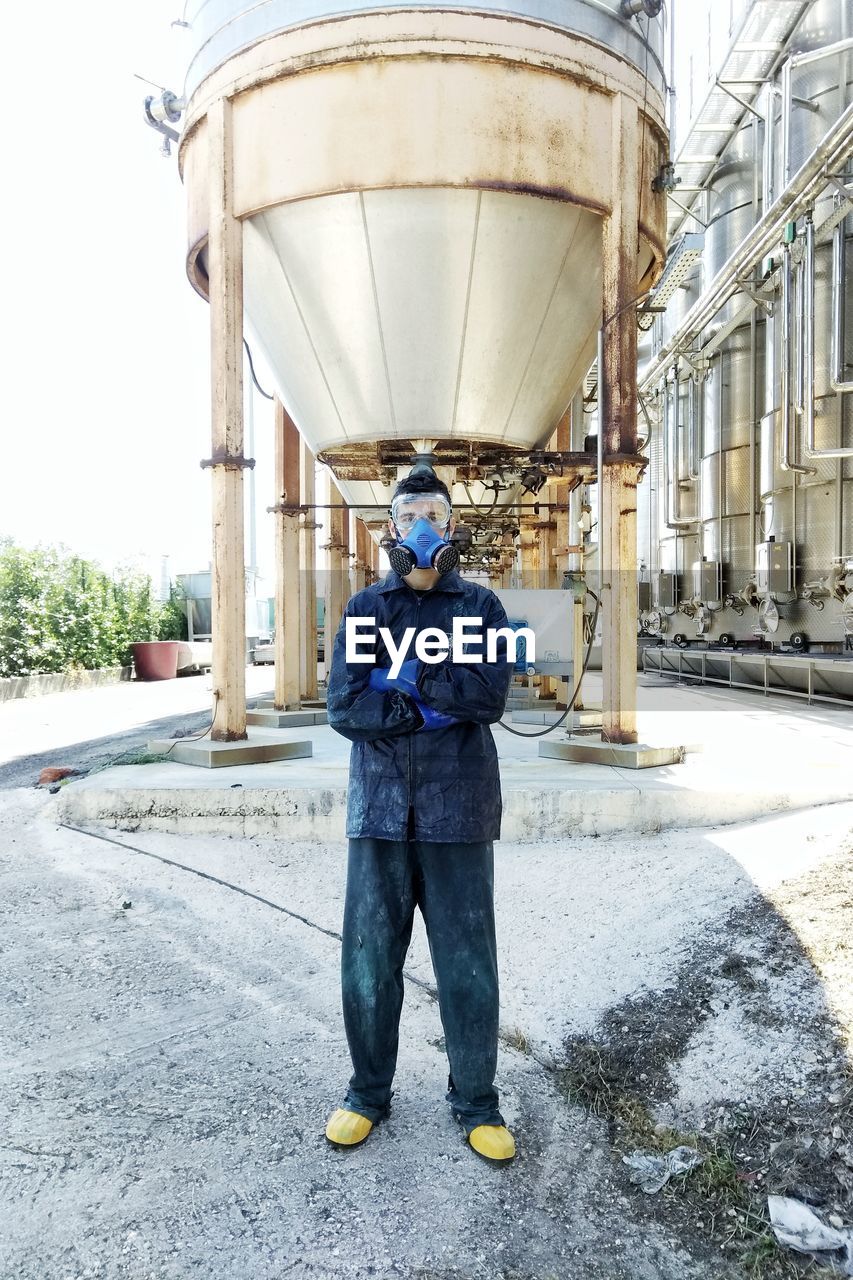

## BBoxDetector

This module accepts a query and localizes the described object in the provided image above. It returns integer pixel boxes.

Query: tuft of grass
[554,1037,830,1278]
[503,1026,531,1056]
[87,749,175,775]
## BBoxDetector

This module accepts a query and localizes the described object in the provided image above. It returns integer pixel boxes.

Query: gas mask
[388,492,459,577]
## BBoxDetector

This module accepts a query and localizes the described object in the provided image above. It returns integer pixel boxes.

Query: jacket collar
[376,570,465,595]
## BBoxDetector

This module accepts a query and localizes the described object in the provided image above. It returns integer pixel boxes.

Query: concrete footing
[254,698,327,710]
[540,736,684,769]
[146,728,313,769]
[246,709,328,728]
[513,708,603,728]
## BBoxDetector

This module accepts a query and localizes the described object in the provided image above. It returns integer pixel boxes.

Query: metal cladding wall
[639,0,853,651]
[178,0,668,525]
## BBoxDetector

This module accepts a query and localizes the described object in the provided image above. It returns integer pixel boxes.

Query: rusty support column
[551,409,577,708]
[600,93,643,745]
[206,97,248,741]
[568,394,588,711]
[273,400,302,710]
[324,480,349,670]
[536,500,556,698]
[518,528,537,591]
[354,519,373,591]
[299,439,318,702]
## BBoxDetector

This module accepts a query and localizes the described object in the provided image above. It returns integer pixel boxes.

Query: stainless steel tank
[177,0,668,522]
[759,0,853,637]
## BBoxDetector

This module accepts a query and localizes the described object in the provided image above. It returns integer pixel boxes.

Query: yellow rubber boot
[325,1109,374,1148]
[467,1124,516,1164]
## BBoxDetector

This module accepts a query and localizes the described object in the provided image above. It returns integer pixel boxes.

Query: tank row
[637,0,852,651]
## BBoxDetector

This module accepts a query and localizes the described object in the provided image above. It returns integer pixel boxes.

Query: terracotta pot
[132,641,180,681]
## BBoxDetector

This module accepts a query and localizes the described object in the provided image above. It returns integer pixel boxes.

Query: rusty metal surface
[182,0,665,101]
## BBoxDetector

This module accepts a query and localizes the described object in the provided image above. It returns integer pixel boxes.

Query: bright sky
[2,1,277,583]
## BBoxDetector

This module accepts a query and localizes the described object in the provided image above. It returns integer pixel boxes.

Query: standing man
[325,467,515,1163]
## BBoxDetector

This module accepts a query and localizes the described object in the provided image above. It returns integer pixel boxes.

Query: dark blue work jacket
[327,570,513,843]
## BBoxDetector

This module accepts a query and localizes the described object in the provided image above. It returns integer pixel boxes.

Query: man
[325,467,515,1163]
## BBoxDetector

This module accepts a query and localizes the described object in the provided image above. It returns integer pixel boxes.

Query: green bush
[0,540,188,678]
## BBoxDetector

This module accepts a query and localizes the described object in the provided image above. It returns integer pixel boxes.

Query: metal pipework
[780,59,792,188]
[831,212,853,393]
[780,242,815,473]
[620,0,662,17]
[639,101,853,396]
[762,84,778,210]
[687,376,700,480]
[664,374,693,528]
[803,215,853,457]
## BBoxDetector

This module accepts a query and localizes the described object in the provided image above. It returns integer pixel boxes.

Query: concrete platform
[513,708,602,728]
[56,675,853,840]
[540,737,684,769]
[246,709,328,728]
[253,698,327,711]
[146,727,313,768]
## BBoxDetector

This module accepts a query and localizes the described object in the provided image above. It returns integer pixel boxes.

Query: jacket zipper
[407,592,423,837]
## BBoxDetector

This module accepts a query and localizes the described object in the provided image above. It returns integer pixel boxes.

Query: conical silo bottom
[241,187,605,458]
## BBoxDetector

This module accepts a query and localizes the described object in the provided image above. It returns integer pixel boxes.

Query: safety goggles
[390,493,452,531]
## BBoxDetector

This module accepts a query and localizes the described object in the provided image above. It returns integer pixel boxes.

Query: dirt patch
[555,845,853,1279]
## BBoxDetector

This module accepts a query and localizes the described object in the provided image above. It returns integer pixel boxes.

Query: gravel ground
[1,785,852,1279]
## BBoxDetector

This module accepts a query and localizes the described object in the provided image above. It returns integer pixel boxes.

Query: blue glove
[414,700,458,732]
[368,666,457,730]
[390,658,420,700]
[368,659,420,699]
[368,666,394,692]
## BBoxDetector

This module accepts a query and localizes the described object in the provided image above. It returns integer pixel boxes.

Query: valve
[620,0,663,16]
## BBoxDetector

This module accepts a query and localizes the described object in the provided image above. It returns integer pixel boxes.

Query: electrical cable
[463,481,501,515]
[57,824,437,997]
[495,590,601,738]
[159,691,220,756]
[243,340,275,401]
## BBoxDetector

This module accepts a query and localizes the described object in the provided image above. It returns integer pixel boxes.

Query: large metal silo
[177,0,668,520]
[170,0,669,745]
[701,123,764,602]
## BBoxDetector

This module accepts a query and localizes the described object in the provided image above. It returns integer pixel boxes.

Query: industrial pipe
[639,101,853,395]
[620,0,662,16]
[781,241,815,474]
[664,375,693,528]
[762,84,778,209]
[687,376,700,480]
[831,213,853,392]
[780,59,792,188]
[803,215,853,457]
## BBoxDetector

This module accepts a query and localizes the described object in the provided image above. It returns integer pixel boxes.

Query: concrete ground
[2,674,853,1278]
[4,667,848,840]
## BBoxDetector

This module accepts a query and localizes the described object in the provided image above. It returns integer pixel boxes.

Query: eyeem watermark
[345,617,535,677]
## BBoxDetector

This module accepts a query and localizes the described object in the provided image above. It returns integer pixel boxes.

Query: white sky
[1,1,277,583]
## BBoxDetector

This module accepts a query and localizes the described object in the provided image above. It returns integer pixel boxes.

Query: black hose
[496,591,601,738]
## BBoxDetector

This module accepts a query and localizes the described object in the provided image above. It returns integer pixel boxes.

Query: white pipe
[831,215,853,393]
[664,375,693,528]
[795,257,804,413]
[805,216,853,457]
[687,375,699,480]
[781,59,792,187]
[780,243,814,473]
[763,84,777,210]
[791,37,853,70]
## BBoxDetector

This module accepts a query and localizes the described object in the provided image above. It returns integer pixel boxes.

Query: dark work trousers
[340,832,504,1134]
